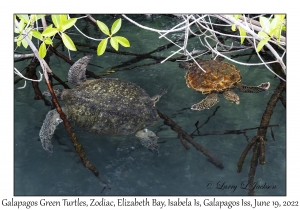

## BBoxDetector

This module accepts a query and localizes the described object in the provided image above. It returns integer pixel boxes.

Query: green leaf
[269,28,279,39]
[275,28,281,43]
[27,29,32,40]
[42,28,58,37]
[111,18,122,35]
[61,32,77,51]
[275,14,285,21]
[14,17,25,33]
[18,18,25,32]
[39,42,47,58]
[97,20,110,36]
[51,15,60,28]
[256,37,270,52]
[61,18,77,32]
[231,24,236,31]
[21,36,28,48]
[36,15,46,20]
[14,35,20,43]
[15,36,22,46]
[259,16,270,34]
[110,37,119,51]
[17,15,29,23]
[31,15,37,22]
[60,15,67,25]
[18,28,32,48]
[30,14,45,23]
[14,26,20,33]
[258,31,269,39]
[238,27,246,44]
[44,37,53,45]
[114,36,130,47]
[232,14,241,20]
[97,38,108,56]
[270,16,281,36]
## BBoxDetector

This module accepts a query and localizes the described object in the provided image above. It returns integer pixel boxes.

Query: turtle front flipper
[236,82,270,93]
[191,93,219,110]
[68,55,93,86]
[39,109,63,154]
[135,129,159,153]
[223,90,240,104]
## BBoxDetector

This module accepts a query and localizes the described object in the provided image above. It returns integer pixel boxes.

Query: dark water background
[14,15,286,196]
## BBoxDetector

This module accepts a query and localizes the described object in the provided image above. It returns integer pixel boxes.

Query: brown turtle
[179,58,270,110]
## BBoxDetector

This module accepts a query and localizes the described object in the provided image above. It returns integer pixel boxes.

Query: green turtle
[39,55,166,154]
[179,58,270,110]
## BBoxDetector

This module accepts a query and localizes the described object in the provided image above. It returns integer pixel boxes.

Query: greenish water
[14,14,286,196]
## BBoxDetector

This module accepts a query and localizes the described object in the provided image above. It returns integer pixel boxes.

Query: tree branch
[15,18,110,192]
[157,109,224,169]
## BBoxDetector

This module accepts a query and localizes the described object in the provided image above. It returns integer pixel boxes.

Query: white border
[3,1,299,209]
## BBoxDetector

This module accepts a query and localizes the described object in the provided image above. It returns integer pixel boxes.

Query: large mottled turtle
[39,55,166,154]
[179,58,270,110]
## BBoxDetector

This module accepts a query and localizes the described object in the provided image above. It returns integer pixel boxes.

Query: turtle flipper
[236,82,270,93]
[135,129,159,153]
[68,55,93,86]
[223,90,240,104]
[191,93,219,110]
[39,109,63,154]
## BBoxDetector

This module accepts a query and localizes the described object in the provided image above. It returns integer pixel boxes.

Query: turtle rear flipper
[191,93,219,110]
[68,55,93,86]
[236,82,270,93]
[39,109,63,154]
[223,90,240,104]
[135,129,159,153]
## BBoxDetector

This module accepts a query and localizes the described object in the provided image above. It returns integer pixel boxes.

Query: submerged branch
[257,81,286,137]
[278,94,286,108]
[46,80,111,192]
[237,136,259,173]
[157,109,224,169]
[236,80,286,195]
[16,18,110,191]
[248,141,260,196]
[21,58,51,106]
[193,124,279,138]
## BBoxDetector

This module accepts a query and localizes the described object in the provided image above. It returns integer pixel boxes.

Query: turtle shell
[184,59,242,94]
[63,78,158,135]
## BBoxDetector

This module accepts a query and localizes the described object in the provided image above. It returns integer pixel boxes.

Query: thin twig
[157,109,224,169]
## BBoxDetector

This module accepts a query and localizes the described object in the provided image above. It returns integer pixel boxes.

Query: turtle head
[152,88,167,106]
[179,61,193,69]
